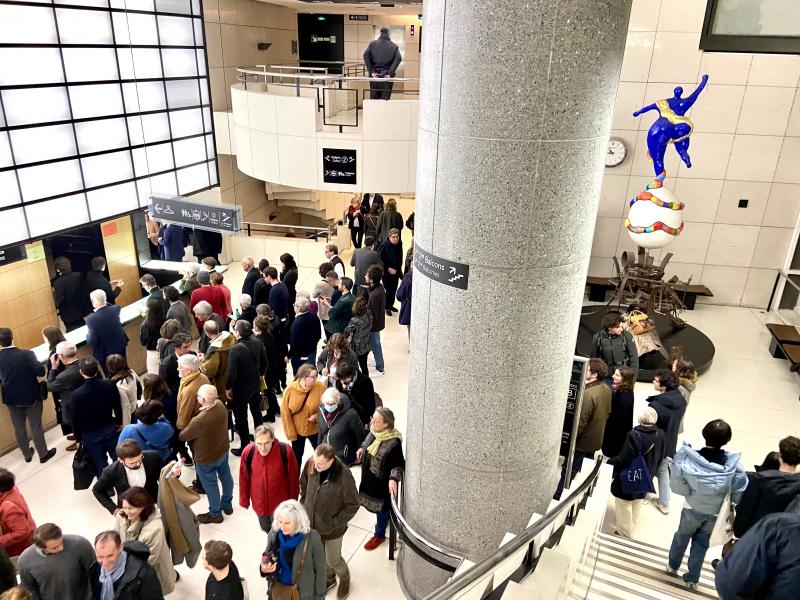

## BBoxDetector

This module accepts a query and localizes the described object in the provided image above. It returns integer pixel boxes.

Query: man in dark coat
[89,533,163,600]
[647,369,687,514]
[335,363,375,428]
[52,256,90,330]
[92,440,162,514]
[0,328,56,463]
[226,320,266,456]
[360,194,384,216]
[288,297,321,375]
[46,340,83,448]
[158,222,186,262]
[363,27,402,100]
[350,236,382,298]
[85,290,128,370]
[70,358,123,476]
[240,257,261,298]
[86,257,123,305]
[324,278,355,337]
[192,229,223,264]
[265,267,288,320]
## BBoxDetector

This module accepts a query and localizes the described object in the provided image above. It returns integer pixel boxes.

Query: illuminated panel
[0,0,217,247]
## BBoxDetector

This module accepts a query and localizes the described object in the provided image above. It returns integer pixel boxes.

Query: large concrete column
[399,1,632,596]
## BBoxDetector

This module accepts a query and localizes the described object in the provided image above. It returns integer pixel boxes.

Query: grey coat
[344,312,372,357]
[350,247,381,293]
[264,529,326,600]
[157,463,202,568]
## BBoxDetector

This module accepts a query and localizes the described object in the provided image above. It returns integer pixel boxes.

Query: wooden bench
[766,323,800,364]
[586,276,615,302]
[672,283,713,310]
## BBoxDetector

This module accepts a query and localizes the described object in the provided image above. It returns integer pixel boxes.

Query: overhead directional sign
[148,195,242,235]
[323,148,357,185]
[413,244,470,290]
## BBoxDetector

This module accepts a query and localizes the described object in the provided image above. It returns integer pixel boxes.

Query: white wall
[592,0,800,308]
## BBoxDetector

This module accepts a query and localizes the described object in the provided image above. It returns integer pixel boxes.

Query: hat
[197,270,211,285]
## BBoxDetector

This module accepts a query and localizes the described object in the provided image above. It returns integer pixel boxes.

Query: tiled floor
[3,259,799,598]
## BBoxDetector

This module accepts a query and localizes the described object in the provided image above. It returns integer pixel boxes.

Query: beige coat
[115,508,175,595]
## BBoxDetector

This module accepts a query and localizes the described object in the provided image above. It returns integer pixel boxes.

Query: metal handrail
[418,457,605,600]
[236,67,420,83]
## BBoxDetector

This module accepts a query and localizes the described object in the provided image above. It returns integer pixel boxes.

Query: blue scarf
[99,550,127,600]
[277,531,305,585]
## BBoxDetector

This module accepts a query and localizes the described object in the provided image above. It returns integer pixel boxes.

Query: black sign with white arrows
[322,148,357,185]
[413,244,470,290]
[148,195,243,235]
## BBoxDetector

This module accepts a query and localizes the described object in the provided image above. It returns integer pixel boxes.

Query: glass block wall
[0,0,218,248]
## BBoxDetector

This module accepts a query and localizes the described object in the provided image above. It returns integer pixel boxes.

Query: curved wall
[229,84,418,193]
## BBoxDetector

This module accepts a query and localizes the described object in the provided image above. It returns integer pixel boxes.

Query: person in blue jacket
[158,222,186,261]
[715,509,800,600]
[666,419,748,589]
[117,400,174,463]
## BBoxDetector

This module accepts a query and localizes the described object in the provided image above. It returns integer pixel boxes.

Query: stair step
[588,569,710,600]
[595,535,716,578]
[593,551,716,596]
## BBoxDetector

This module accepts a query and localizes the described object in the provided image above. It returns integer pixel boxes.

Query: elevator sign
[413,244,470,290]
[323,148,357,184]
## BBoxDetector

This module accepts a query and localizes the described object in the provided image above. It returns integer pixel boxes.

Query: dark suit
[70,377,122,475]
[147,287,169,315]
[242,267,261,298]
[86,270,121,305]
[361,193,384,215]
[192,229,223,263]
[53,272,89,330]
[226,337,266,448]
[85,304,128,370]
[92,451,163,514]
[46,360,83,434]
[0,346,49,459]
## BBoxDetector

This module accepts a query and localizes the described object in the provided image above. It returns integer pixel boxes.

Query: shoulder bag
[271,538,309,600]
[710,490,736,546]
[619,432,656,495]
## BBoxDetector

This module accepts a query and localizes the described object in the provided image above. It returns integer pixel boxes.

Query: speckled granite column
[398,1,632,597]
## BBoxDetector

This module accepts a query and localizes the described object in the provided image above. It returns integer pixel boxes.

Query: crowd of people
[0,205,416,599]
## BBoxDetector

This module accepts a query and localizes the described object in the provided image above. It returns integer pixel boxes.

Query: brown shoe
[337,578,350,599]
[197,512,223,524]
[66,434,76,441]
[363,536,385,551]
[66,443,79,452]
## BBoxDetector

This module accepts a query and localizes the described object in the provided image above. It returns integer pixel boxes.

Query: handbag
[710,491,736,546]
[72,447,95,490]
[619,433,656,495]
[628,310,655,335]
[271,538,309,600]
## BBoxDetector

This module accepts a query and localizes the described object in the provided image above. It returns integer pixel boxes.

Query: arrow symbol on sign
[154,203,162,213]
[449,267,456,275]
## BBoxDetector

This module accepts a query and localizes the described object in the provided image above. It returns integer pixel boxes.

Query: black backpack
[245,441,290,480]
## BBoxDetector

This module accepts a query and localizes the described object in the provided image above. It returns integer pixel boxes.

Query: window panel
[156,0,191,15]
[177,162,209,195]
[145,142,175,173]
[0,49,64,86]
[149,172,177,196]
[162,49,198,77]
[166,79,200,108]
[112,12,159,46]
[55,0,111,7]
[69,84,124,119]
[191,0,201,16]
[122,81,166,113]
[1,87,71,127]
[87,181,138,220]
[0,132,13,169]
[208,162,218,186]
[0,171,21,208]
[205,133,215,160]
[158,16,195,46]
[140,112,171,143]
[202,107,212,132]
[195,49,207,76]
[135,177,152,207]
[131,147,148,177]
[199,77,209,105]
[56,8,113,45]
[0,208,29,247]
[81,151,133,188]
[170,108,203,137]
[0,5,57,44]
[10,124,77,166]
[193,18,204,46]
[17,160,83,201]
[173,136,205,167]
[130,48,163,79]
[25,194,89,237]
[110,0,152,10]
[76,119,129,154]
[63,48,119,82]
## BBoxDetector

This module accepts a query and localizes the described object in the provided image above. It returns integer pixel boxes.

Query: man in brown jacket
[300,443,359,599]
[176,354,210,431]
[179,384,232,524]
[574,358,612,472]
[199,322,234,400]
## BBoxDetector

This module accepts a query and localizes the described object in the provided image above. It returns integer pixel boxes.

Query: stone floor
[3,260,799,598]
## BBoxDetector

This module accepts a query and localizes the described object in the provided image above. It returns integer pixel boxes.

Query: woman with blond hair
[346,195,364,248]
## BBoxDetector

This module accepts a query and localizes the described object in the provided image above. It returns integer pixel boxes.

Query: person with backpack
[239,424,299,533]
[666,419,748,589]
[607,407,666,538]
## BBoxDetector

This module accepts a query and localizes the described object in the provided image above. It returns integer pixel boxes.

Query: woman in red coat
[239,424,300,532]
[0,469,35,557]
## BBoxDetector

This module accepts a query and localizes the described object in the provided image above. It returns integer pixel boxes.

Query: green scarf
[367,427,403,457]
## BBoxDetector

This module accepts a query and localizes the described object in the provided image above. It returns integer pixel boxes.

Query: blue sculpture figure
[633,74,709,176]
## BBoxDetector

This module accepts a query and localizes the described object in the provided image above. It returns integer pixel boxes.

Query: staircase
[582,532,717,599]
[267,183,349,223]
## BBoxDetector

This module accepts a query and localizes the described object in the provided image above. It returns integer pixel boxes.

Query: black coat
[205,561,243,600]
[360,193,384,215]
[239,306,257,325]
[255,331,279,386]
[47,360,84,424]
[607,425,666,501]
[242,267,261,298]
[159,351,181,399]
[646,389,687,458]
[226,337,266,399]
[192,229,223,259]
[92,451,163,514]
[363,35,402,75]
[89,541,164,600]
[70,377,122,439]
[289,313,321,359]
[337,375,374,426]
[281,268,298,307]
[53,272,89,322]
[86,270,121,305]
[377,239,403,272]
[85,304,128,368]
[0,347,45,407]
[317,395,366,466]
[253,278,271,308]
[601,389,634,458]
[268,282,289,320]
[359,436,404,513]
[733,470,800,538]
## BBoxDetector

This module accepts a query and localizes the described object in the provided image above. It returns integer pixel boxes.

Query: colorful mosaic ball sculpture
[625,173,684,249]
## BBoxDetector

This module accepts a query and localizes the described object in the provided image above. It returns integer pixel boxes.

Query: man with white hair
[241,257,261,298]
[193,300,225,354]
[180,384,233,524]
[288,296,321,375]
[176,354,209,432]
[46,341,83,450]
[238,294,257,324]
[85,289,127,369]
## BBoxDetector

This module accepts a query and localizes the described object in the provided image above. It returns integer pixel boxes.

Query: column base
[397,544,453,599]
